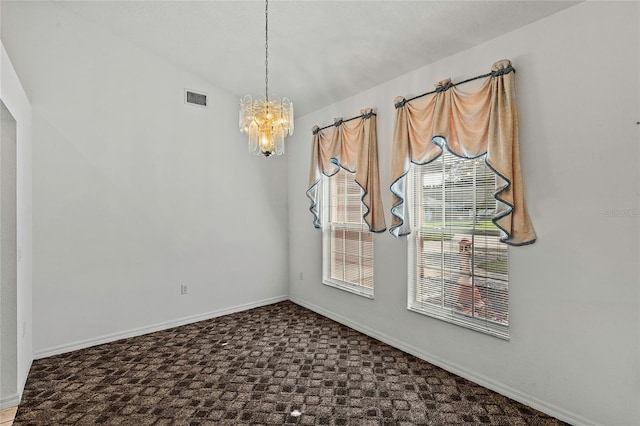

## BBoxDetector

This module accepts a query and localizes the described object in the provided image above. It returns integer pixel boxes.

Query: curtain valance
[307,108,386,233]
[390,60,536,246]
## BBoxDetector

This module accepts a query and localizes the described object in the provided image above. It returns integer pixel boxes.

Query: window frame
[407,153,510,339]
[321,169,374,299]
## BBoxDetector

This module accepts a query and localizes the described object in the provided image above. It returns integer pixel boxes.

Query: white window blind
[408,151,509,339]
[322,168,374,298]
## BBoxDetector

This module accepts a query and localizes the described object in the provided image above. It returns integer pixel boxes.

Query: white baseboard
[289,297,598,426]
[1,360,31,411]
[0,393,20,410]
[19,357,32,397]
[34,295,288,360]
[29,294,598,426]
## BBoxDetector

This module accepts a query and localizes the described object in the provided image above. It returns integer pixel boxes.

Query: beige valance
[307,108,386,233]
[390,60,536,246]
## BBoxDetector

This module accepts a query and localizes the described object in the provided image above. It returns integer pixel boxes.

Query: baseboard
[29,294,599,425]
[34,295,288,360]
[1,359,31,410]
[18,357,33,398]
[0,393,20,410]
[289,297,598,426]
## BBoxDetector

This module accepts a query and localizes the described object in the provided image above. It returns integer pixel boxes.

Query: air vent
[184,89,208,108]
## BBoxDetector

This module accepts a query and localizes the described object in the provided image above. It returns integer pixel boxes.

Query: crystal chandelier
[239,0,294,157]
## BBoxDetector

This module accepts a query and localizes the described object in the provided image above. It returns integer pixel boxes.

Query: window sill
[322,279,374,299]
[407,303,509,340]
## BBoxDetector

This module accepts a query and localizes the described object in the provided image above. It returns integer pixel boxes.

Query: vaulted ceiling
[27,1,580,115]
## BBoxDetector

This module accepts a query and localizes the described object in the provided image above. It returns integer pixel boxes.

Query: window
[408,150,509,339]
[322,168,374,298]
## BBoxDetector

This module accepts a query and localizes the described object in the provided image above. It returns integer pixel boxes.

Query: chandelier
[239,0,294,157]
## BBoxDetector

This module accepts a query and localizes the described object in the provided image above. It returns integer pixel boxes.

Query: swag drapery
[390,60,536,246]
[307,108,386,233]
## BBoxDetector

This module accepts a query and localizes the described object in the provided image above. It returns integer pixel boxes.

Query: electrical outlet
[299,272,304,280]
[180,284,188,295]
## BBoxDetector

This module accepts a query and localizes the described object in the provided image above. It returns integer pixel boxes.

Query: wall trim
[19,357,32,395]
[290,297,598,426]
[34,295,288,360]
[27,294,598,425]
[0,392,20,410]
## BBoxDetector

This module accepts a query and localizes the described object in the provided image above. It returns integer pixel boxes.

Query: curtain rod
[394,65,515,109]
[312,111,376,135]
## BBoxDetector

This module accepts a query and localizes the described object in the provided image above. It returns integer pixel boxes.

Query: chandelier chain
[264,0,269,104]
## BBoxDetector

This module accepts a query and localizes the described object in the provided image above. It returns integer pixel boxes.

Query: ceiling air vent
[185,89,208,108]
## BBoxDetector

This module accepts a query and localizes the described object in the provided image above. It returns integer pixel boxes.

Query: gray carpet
[14,301,567,425]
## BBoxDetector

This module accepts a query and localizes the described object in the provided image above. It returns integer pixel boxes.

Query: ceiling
[55,0,580,116]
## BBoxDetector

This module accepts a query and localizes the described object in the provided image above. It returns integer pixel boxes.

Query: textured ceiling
[50,1,579,115]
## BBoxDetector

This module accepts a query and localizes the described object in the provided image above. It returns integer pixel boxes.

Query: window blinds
[324,168,374,297]
[408,151,509,339]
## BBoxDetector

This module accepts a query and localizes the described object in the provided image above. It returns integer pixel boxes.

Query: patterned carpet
[14,301,567,425]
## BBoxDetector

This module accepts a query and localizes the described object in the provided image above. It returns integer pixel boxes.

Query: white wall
[1,2,288,357]
[288,2,639,426]
[1,1,638,424]
[1,99,18,404]
[0,42,33,407]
